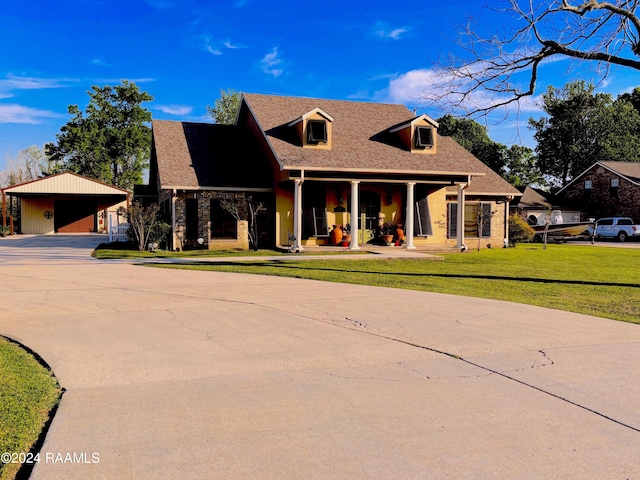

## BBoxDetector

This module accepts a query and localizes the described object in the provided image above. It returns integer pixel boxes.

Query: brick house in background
[556,161,640,222]
[144,93,520,251]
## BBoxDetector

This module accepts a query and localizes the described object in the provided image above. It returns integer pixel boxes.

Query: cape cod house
[145,94,520,251]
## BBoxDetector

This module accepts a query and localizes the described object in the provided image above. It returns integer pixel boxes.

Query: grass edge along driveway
[0,337,62,480]
[147,244,640,324]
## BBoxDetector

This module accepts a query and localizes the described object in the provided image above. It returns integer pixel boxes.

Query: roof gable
[287,107,334,127]
[557,161,640,194]
[2,172,129,195]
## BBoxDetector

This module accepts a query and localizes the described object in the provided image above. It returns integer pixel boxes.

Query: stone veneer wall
[163,190,250,250]
[560,169,640,222]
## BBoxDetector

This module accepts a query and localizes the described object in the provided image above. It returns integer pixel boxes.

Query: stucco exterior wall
[275,181,458,248]
[443,199,508,249]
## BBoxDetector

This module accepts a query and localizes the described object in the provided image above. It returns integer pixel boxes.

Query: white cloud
[377,67,543,116]
[91,58,113,67]
[0,74,72,97]
[224,40,245,49]
[260,47,284,77]
[155,104,193,115]
[373,21,411,40]
[206,45,223,55]
[0,104,60,124]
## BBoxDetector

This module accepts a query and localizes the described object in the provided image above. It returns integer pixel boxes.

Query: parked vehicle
[594,217,640,242]
[531,222,593,243]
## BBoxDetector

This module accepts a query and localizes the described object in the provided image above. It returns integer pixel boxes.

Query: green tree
[46,80,153,191]
[436,114,506,174]
[207,89,241,125]
[529,80,640,188]
[503,144,546,188]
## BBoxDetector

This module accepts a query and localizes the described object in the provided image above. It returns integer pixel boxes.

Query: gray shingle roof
[243,93,520,195]
[152,120,272,189]
[599,161,640,184]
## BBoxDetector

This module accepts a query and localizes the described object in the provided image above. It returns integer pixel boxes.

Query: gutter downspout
[504,195,513,247]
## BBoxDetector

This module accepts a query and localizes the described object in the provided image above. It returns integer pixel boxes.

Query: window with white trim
[448,202,492,238]
[610,177,619,197]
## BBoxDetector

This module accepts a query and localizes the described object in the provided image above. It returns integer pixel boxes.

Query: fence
[108,215,129,242]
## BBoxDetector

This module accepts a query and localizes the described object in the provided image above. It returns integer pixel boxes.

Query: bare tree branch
[423,0,640,117]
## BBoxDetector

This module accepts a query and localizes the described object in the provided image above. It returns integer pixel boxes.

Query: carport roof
[2,172,130,197]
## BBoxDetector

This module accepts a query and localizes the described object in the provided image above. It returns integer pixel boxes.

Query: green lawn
[92,244,367,259]
[149,244,640,324]
[0,338,61,480]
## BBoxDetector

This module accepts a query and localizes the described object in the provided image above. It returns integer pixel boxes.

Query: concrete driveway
[1,236,640,479]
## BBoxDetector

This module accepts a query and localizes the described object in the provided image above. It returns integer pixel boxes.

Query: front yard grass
[149,244,640,324]
[0,338,61,480]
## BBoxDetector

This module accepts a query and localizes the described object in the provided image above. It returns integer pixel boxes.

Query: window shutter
[481,203,491,237]
[448,203,457,238]
[415,197,433,236]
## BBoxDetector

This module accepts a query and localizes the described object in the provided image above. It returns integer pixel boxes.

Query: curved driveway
[1,235,640,479]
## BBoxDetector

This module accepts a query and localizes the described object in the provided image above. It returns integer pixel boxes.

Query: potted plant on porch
[341,224,351,247]
[376,222,396,245]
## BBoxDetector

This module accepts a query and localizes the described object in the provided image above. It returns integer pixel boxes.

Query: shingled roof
[599,161,640,185]
[243,93,520,196]
[152,120,272,189]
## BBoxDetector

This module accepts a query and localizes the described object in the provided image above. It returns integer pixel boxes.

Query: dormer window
[415,126,434,149]
[287,108,333,149]
[389,114,438,154]
[307,120,327,144]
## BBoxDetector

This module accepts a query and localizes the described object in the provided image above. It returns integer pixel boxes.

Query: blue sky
[2,0,640,171]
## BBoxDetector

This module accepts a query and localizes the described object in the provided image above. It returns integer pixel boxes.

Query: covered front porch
[274,169,474,252]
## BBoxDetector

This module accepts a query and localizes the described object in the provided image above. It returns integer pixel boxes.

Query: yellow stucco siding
[275,185,294,247]
[410,118,437,155]
[413,187,448,246]
[21,197,55,234]
[302,112,332,150]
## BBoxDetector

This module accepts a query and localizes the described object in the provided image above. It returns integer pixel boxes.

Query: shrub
[508,214,535,246]
[118,202,171,251]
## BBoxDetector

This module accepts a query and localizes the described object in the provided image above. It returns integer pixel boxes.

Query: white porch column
[293,179,304,252]
[349,181,361,250]
[503,195,513,248]
[404,182,416,250]
[456,183,467,250]
[171,189,177,251]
